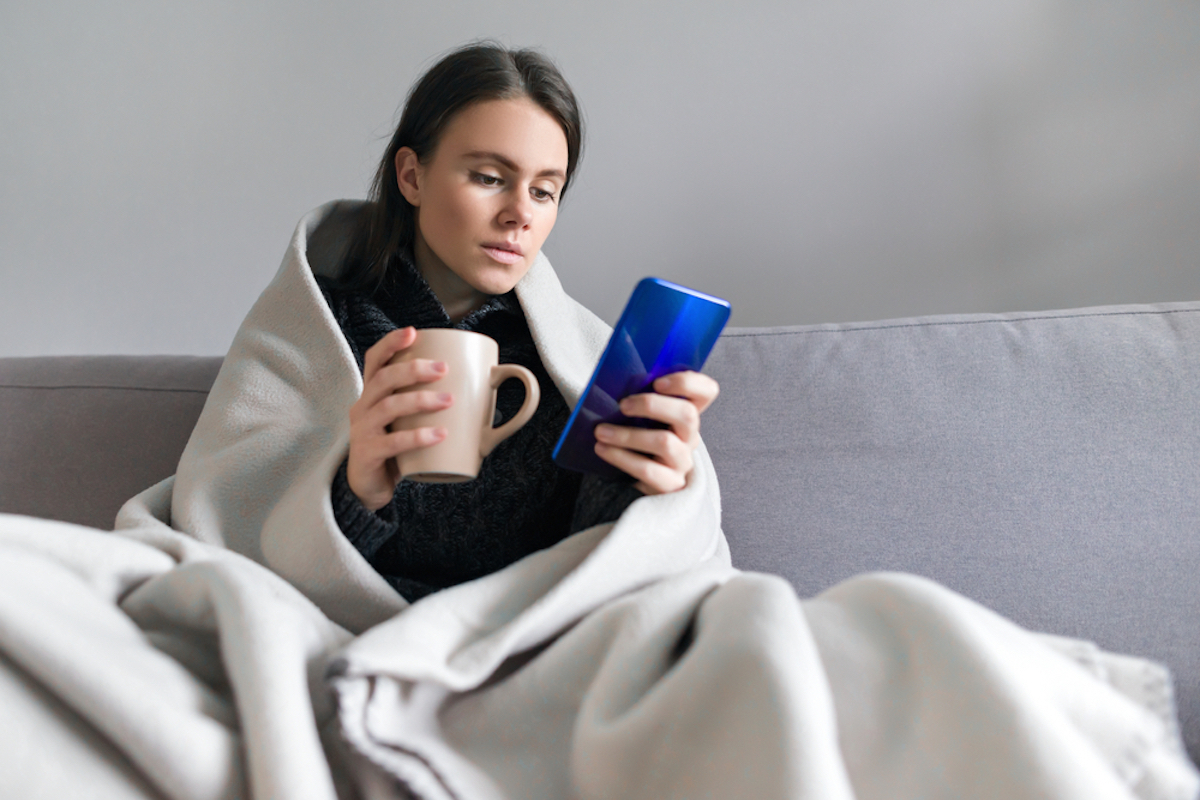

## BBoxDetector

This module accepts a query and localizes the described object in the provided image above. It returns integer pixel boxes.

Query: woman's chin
[468,260,533,296]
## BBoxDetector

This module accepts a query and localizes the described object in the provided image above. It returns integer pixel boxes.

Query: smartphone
[552,277,731,480]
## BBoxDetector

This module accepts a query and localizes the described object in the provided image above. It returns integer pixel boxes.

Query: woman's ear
[395,147,423,206]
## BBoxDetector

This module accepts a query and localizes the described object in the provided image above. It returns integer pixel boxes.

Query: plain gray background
[3,0,1198,357]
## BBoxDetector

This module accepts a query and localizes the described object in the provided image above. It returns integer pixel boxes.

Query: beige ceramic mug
[388,328,540,483]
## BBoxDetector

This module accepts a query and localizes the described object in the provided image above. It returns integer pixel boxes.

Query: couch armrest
[0,356,222,529]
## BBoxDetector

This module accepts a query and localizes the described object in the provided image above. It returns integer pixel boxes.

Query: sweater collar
[376,249,522,332]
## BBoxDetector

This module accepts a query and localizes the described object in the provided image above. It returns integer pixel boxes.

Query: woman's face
[396,97,569,312]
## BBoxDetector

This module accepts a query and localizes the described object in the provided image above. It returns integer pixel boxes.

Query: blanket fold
[0,200,1196,800]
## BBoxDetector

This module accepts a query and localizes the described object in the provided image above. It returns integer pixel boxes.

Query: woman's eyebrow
[463,151,565,179]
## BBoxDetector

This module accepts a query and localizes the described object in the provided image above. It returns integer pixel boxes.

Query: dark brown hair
[339,42,584,292]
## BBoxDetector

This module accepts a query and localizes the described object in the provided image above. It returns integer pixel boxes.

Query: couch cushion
[703,301,1200,764]
[0,356,222,529]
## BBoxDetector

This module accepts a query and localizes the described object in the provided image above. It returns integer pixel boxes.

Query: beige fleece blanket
[0,201,1196,800]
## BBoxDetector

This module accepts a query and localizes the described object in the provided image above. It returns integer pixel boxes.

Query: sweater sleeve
[317,275,398,556]
[330,459,400,561]
[569,473,643,534]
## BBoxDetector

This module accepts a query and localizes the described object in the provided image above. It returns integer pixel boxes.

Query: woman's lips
[482,244,524,265]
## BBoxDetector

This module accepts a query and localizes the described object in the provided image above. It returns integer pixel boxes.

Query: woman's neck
[412,234,488,324]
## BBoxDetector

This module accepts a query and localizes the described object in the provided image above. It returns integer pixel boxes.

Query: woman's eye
[473,172,502,187]
[531,187,557,203]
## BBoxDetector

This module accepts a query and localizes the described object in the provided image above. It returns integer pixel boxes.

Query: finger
[348,425,446,509]
[358,357,448,410]
[593,442,688,495]
[362,326,418,383]
[350,418,449,470]
[594,423,692,472]
[380,425,448,457]
[354,425,447,469]
[652,371,720,412]
[358,389,453,433]
[617,393,701,446]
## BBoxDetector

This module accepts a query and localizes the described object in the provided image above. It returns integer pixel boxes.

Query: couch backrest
[0,356,221,529]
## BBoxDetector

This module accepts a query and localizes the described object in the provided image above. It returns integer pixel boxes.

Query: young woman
[316,43,720,602]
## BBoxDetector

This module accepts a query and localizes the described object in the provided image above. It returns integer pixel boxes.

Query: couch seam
[0,384,212,393]
[721,307,1200,338]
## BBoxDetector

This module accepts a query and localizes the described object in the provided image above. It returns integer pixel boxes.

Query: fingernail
[432,361,447,373]
[595,425,613,441]
[437,392,452,404]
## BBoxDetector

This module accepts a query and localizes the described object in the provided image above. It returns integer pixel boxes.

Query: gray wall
[3,0,1198,357]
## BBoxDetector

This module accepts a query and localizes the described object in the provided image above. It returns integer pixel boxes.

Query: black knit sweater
[317,255,639,602]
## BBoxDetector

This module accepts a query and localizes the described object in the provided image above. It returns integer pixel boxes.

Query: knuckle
[652,466,683,494]
[667,435,689,460]
[388,429,418,451]
[379,392,406,416]
[649,430,673,451]
[656,464,685,492]
[380,362,409,386]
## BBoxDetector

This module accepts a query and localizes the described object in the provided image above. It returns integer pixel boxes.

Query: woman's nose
[500,189,533,228]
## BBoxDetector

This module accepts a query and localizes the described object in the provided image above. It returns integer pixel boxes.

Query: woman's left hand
[593,371,720,495]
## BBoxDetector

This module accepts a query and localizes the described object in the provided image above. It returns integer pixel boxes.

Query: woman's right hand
[347,327,452,510]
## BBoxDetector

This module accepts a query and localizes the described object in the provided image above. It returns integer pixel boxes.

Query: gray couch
[2,300,1197,766]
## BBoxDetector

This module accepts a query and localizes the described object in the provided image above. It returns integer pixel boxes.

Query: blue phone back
[552,278,731,479]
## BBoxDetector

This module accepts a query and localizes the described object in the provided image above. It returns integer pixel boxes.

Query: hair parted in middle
[339,41,584,292]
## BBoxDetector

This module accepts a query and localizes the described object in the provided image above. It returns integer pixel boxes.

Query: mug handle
[479,364,541,457]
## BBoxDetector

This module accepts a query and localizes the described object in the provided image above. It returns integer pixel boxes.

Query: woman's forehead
[437,98,568,173]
